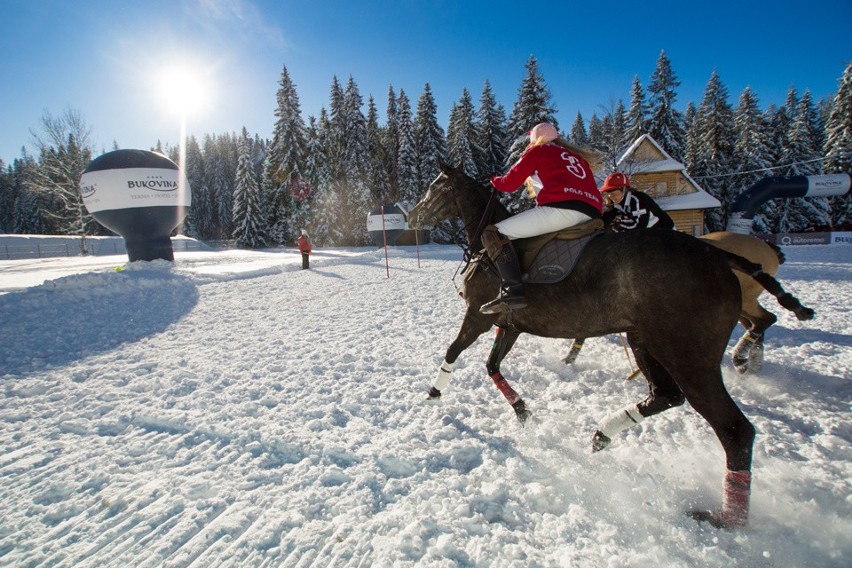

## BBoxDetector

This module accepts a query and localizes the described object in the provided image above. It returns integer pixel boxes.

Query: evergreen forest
[1,52,850,248]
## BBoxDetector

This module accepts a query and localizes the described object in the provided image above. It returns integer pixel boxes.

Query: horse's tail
[724,251,814,321]
[766,241,786,265]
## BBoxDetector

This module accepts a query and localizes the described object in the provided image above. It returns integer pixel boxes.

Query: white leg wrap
[599,405,644,438]
[433,360,454,392]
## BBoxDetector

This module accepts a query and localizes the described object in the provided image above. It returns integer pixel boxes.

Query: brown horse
[702,232,785,373]
[408,162,814,528]
[565,232,788,374]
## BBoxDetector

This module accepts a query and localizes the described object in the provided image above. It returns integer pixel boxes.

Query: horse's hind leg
[679,370,756,528]
[428,309,494,399]
[732,308,776,374]
[563,338,585,364]
[592,340,685,451]
[486,327,530,423]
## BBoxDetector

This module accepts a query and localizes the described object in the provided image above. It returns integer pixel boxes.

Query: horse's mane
[452,169,511,225]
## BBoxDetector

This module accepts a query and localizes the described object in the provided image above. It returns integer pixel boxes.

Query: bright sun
[157,63,211,117]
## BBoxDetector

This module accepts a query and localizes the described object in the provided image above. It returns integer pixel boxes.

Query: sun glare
[158,63,211,117]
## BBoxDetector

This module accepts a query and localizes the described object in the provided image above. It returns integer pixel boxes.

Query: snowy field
[0,241,849,567]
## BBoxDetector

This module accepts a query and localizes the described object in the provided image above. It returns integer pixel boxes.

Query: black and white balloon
[80,149,191,262]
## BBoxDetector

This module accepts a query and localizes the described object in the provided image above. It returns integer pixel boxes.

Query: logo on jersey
[560,152,587,179]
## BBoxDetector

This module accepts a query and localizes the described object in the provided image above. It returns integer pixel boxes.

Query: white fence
[0,236,209,260]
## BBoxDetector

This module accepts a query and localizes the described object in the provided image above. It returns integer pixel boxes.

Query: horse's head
[408,161,461,229]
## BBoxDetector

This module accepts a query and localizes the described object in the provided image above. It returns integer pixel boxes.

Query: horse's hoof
[563,350,581,365]
[688,509,746,529]
[512,400,531,424]
[427,387,442,399]
[732,359,748,374]
[591,431,611,452]
[796,306,815,321]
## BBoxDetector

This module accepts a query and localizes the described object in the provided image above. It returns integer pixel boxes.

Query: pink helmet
[529,122,559,143]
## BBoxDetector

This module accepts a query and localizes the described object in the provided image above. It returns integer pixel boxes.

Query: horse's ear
[437,160,452,175]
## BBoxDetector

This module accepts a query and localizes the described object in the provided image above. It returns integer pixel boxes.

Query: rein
[457,186,499,267]
[449,186,500,294]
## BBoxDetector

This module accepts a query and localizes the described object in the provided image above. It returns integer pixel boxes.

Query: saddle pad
[518,217,604,268]
[521,231,602,284]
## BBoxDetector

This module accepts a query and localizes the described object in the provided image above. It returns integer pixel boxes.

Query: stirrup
[480,289,527,315]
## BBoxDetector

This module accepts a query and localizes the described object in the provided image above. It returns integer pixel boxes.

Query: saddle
[516,218,604,284]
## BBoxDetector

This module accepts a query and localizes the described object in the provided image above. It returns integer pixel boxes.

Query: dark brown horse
[564,232,791,374]
[408,162,814,529]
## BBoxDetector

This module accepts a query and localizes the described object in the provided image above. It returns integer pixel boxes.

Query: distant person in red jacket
[481,122,603,314]
[297,229,312,269]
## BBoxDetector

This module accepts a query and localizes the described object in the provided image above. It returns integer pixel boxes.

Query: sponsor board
[769,232,852,246]
[831,232,852,245]
[776,233,831,245]
[366,213,407,232]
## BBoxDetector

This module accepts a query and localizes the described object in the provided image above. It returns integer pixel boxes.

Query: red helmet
[600,172,630,192]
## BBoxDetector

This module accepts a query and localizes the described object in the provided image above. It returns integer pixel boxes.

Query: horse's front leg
[428,309,494,399]
[485,326,530,423]
[592,338,685,452]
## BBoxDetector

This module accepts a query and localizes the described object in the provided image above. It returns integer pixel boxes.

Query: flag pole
[380,206,390,278]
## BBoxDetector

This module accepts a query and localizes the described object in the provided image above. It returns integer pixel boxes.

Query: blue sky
[1,0,850,164]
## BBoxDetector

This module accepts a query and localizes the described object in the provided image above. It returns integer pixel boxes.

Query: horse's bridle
[415,172,502,294]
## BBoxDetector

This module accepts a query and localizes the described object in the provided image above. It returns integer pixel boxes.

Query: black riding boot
[481,241,527,314]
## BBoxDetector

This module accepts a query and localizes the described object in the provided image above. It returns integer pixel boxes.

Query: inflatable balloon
[80,149,191,261]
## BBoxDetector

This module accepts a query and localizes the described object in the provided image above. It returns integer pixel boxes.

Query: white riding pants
[495,206,593,239]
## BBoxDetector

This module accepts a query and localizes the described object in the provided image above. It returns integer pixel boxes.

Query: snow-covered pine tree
[382,86,401,204]
[305,112,331,245]
[264,65,309,245]
[14,189,49,234]
[316,76,371,245]
[339,76,372,244]
[232,128,267,249]
[9,153,47,234]
[396,89,419,204]
[625,76,649,143]
[506,55,558,164]
[473,80,508,181]
[777,89,831,231]
[195,134,219,241]
[569,112,588,147]
[647,50,686,162]
[180,136,206,240]
[366,95,390,206]
[595,99,628,172]
[312,77,349,245]
[216,133,240,240]
[587,114,604,150]
[0,160,14,233]
[732,87,774,233]
[413,83,446,201]
[787,90,822,177]
[823,61,852,228]
[683,102,698,170]
[446,88,480,179]
[687,70,736,232]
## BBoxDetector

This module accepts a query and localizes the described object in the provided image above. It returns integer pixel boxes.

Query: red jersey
[297,234,312,253]
[491,143,603,216]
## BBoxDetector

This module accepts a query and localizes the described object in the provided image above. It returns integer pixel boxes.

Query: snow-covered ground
[0,240,849,567]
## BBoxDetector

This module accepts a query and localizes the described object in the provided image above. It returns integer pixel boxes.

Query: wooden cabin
[612,134,720,236]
